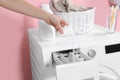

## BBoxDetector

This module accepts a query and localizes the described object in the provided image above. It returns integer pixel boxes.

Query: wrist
[43,11,53,24]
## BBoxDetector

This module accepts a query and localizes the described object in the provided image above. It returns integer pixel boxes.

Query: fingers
[58,16,68,27]
[51,15,68,34]
[56,20,68,34]
[55,24,64,34]
[61,20,68,27]
[60,18,68,26]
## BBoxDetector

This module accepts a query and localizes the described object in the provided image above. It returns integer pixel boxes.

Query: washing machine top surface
[28,24,120,52]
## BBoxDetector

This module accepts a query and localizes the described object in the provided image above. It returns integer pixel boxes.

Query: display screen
[105,43,120,54]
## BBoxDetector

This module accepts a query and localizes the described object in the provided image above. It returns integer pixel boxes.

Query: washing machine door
[99,52,120,80]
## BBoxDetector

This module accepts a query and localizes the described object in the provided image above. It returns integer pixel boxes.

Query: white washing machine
[28,24,120,80]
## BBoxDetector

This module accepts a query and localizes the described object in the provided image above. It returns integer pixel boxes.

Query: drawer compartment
[52,48,92,65]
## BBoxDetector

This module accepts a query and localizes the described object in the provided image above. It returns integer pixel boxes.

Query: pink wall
[0,0,120,80]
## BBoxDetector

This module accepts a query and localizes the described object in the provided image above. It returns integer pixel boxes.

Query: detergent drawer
[55,59,99,80]
[51,48,99,80]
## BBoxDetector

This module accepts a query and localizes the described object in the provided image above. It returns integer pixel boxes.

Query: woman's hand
[45,14,68,34]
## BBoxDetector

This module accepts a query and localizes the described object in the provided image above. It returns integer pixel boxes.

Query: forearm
[0,0,51,21]
[0,0,67,34]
